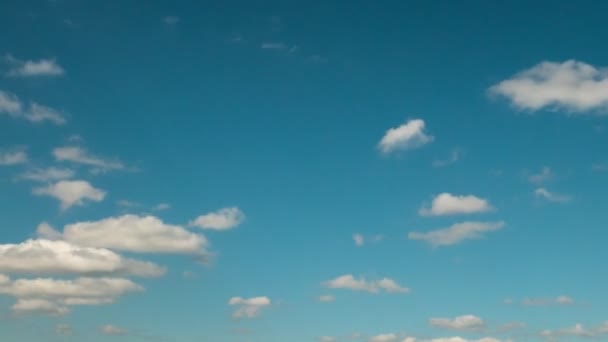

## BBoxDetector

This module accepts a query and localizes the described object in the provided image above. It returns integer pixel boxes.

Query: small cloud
[161,16,180,25]
[153,203,171,211]
[116,199,140,208]
[409,221,505,247]
[323,274,409,294]
[527,166,553,184]
[0,148,28,166]
[228,296,271,319]
[534,188,571,203]
[419,193,493,216]
[100,325,128,336]
[318,295,335,303]
[261,42,287,50]
[53,146,124,173]
[4,54,65,77]
[33,180,106,210]
[489,60,608,113]
[369,333,399,342]
[433,148,464,167]
[521,295,575,307]
[0,90,66,125]
[189,207,245,230]
[353,233,365,246]
[378,119,433,154]
[429,315,485,331]
[19,167,74,182]
[592,163,608,172]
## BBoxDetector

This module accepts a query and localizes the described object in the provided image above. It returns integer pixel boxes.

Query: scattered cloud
[323,274,409,294]
[0,239,165,277]
[419,193,493,216]
[189,207,245,230]
[19,167,74,182]
[0,148,28,165]
[534,188,571,203]
[369,333,399,342]
[520,295,575,307]
[100,325,129,336]
[353,233,365,246]
[353,233,383,247]
[318,295,335,303]
[33,180,106,210]
[433,149,464,167]
[11,298,69,316]
[153,203,171,211]
[261,42,287,50]
[489,60,608,113]
[378,119,434,154]
[42,214,208,255]
[409,221,505,247]
[53,146,124,173]
[116,199,140,208]
[429,315,485,331]
[0,90,65,124]
[228,296,271,318]
[319,336,337,342]
[527,167,553,184]
[4,55,65,77]
[161,16,180,25]
[541,322,608,340]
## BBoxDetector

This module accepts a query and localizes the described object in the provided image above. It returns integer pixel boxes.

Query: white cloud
[319,337,337,342]
[0,239,165,277]
[153,203,171,211]
[47,214,208,255]
[0,90,65,124]
[433,149,463,167]
[323,274,409,294]
[353,233,365,246]
[419,193,493,216]
[0,149,28,165]
[190,207,245,230]
[19,167,74,182]
[53,146,124,172]
[33,180,106,210]
[378,119,434,154]
[369,333,399,342]
[100,325,128,335]
[409,221,505,247]
[425,338,503,342]
[541,322,608,340]
[489,60,608,113]
[228,296,271,318]
[429,315,485,331]
[528,167,553,184]
[318,295,335,302]
[521,295,575,307]
[11,298,69,316]
[534,188,571,203]
[5,55,65,77]
[161,16,180,25]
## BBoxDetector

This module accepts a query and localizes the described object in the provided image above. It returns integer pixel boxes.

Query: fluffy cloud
[19,167,74,182]
[5,55,64,77]
[190,207,245,230]
[318,295,335,302]
[100,325,129,335]
[419,193,493,216]
[408,221,505,247]
[534,188,571,203]
[429,315,485,331]
[489,60,608,113]
[323,274,409,294]
[369,333,399,342]
[53,146,124,173]
[41,215,208,255]
[0,239,165,277]
[378,119,434,154]
[11,298,69,316]
[0,90,65,124]
[33,180,106,210]
[0,149,28,166]
[228,296,271,318]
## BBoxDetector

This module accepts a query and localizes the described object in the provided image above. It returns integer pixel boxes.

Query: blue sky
[0,0,607,341]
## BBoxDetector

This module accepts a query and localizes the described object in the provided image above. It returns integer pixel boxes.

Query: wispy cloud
[0,90,66,125]
[323,274,409,294]
[189,207,245,230]
[161,16,180,25]
[0,148,28,166]
[409,221,505,247]
[228,296,271,318]
[433,149,464,167]
[527,166,553,184]
[261,42,288,50]
[429,315,485,331]
[378,119,433,154]
[19,167,75,182]
[534,188,571,203]
[53,146,124,173]
[4,54,65,77]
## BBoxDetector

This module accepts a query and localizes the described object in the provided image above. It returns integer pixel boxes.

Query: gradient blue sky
[0,1,607,341]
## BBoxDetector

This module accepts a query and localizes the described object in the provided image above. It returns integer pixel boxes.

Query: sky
[0,0,607,341]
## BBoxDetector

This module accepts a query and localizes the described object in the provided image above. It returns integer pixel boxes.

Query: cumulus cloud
[53,146,124,173]
[190,207,245,230]
[378,119,433,154]
[318,295,335,302]
[489,60,608,113]
[419,193,493,216]
[429,315,485,331]
[33,180,106,210]
[19,167,74,182]
[408,221,505,247]
[323,274,409,294]
[11,298,69,316]
[43,214,208,255]
[0,239,165,277]
[534,188,571,203]
[100,325,129,335]
[228,296,271,318]
[5,55,65,77]
[0,90,65,124]
[0,149,28,165]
